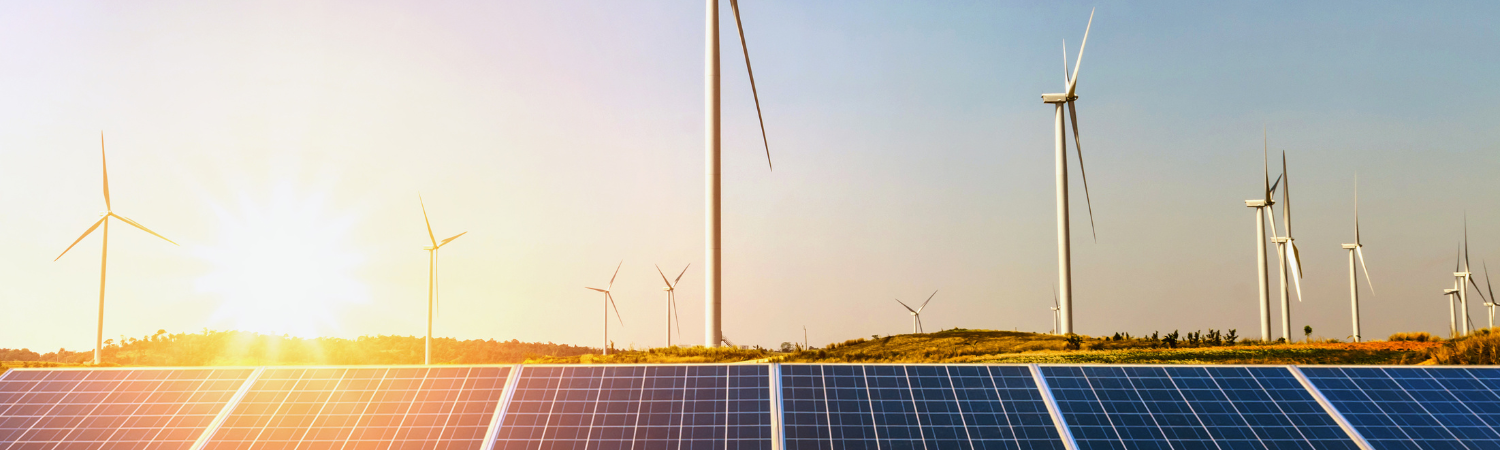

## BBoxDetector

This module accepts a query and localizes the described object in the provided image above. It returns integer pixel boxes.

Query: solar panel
[780,364,1065,450]
[1041,365,1360,450]
[0,367,254,450]
[200,365,510,450]
[491,365,773,450]
[1300,366,1500,450]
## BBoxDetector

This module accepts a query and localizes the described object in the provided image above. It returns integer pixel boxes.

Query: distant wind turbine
[654,264,689,347]
[419,195,466,365]
[1041,10,1099,335]
[1050,284,1061,335]
[1341,176,1375,342]
[1454,217,1489,336]
[586,261,625,355]
[1484,262,1497,329]
[1244,131,1281,341]
[55,133,178,365]
[705,0,776,347]
[1265,152,1304,341]
[895,290,938,334]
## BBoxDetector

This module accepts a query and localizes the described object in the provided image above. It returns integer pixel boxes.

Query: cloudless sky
[2,1,1500,353]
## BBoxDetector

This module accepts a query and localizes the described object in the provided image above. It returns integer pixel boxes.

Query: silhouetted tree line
[1,329,597,366]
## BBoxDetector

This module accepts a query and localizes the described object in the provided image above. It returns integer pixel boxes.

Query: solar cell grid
[200,365,509,450]
[780,364,1064,450]
[1042,365,1359,450]
[1301,366,1500,450]
[0,368,254,450]
[492,365,773,450]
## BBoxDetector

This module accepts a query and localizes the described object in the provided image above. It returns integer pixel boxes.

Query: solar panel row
[5,365,1500,450]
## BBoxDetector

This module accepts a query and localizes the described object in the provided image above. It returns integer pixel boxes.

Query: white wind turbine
[895,290,938,334]
[1454,219,1489,335]
[1341,176,1374,342]
[419,195,466,365]
[586,261,626,355]
[704,0,775,347]
[1040,10,1099,335]
[655,264,690,347]
[1244,132,1281,341]
[1265,152,1305,341]
[1483,262,1496,329]
[1050,285,1061,335]
[55,133,178,365]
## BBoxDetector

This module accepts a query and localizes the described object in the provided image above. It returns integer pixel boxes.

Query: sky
[2,1,1500,352]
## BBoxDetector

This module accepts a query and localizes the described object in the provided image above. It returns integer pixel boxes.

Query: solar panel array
[11,364,1500,450]
[781,364,1063,450]
[1043,366,1359,450]
[0,368,254,450]
[1302,367,1500,450]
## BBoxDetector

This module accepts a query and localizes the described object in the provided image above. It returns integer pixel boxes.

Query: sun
[194,186,368,338]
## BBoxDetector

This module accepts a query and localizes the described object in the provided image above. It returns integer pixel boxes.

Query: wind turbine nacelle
[1040,93,1074,104]
[1244,200,1267,207]
[1455,272,1472,277]
[1341,244,1358,249]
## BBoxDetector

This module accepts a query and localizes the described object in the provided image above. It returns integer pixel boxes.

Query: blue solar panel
[492,365,772,450]
[1301,366,1500,450]
[781,364,1065,450]
[1042,365,1359,450]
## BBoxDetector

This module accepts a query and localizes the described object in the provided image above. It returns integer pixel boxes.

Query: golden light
[194,187,368,338]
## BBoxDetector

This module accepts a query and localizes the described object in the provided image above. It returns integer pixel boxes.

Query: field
[0,328,1462,374]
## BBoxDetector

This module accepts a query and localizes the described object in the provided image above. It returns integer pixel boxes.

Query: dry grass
[1389,331,1439,342]
[1426,328,1500,364]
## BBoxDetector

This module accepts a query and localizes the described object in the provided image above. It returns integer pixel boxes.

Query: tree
[780,342,794,352]
[1303,325,1313,342]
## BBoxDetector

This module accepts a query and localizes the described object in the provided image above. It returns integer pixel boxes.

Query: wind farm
[5,3,1500,369]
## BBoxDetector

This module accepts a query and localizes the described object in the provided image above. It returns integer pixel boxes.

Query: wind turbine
[894,290,938,334]
[655,264,690,347]
[1455,218,1489,335]
[419,195,466,365]
[1483,262,1496,329]
[1444,287,1459,337]
[704,0,775,347]
[1244,131,1281,341]
[1265,152,1304,341]
[1341,176,1374,342]
[586,261,625,355]
[55,133,178,365]
[1040,10,1098,335]
[1050,285,1061,335]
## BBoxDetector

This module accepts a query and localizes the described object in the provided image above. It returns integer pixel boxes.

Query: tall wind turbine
[1484,262,1496,329]
[1341,176,1374,342]
[1050,284,1061,334]
[1455,218,1489,335]
[1245,131,1281,341]
[655,264,689,347]
[419,195,466,365]
[1266,152,1304,341]
[55,133,178,365]
[1444,287,1459,337]
[894,290,938,334]
[586,261,625,355]
[1040,10,1099,335]
[705,0,775,347]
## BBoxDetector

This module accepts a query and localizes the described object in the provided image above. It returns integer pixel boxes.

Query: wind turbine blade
[100,132,111,211]
[1356,247,1373,294]
[1287,243,1304,302]
[609,260,623,290]
[1265,202,1280,238]
[608,292,624,326]
[1262,128,1270,202]
[918,289,938,312]
[895,299,916,314]
[1065,8,1094,96]
[55,216,107,261]
[1465,214,1472,272]
[674,263,691,286]
[1282,151,1292,237]
[109,213,178,246]
[1469,277,1489,305]
[1457,244,1463,273]
[917,316,924,334]
[1267,174,1281,201]
[586,287,608,293]
[439,232,466,247]
[419,195,437,247]
[1485,262,1496,309]
[729,0,773,171]
[1067,101,1097,243]
[1354,174,1360,246]
[656,264,673,289]
[671,295,682,340]
[1062,39,1070,84]
[435,249,440,318]
[1052,283,1058,308]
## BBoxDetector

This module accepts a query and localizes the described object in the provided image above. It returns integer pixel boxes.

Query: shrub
[1389,331,1436,342]
[1428,331,1500,364]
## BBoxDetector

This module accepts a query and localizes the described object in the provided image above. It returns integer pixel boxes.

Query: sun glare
[194,187,368,338]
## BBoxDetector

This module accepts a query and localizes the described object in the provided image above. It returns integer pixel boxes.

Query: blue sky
[1,1,1498,351]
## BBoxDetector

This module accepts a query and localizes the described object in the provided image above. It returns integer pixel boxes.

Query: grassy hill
[2,328,1450,374]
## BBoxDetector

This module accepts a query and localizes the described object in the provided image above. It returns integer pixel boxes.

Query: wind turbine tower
[419,195,466,365]
[704,0,774,347]
[55,133,178,365]
[1267,152,1304,341]
[1040,10,1098,335]
[1444,288,1459,337]
[655,264,689,347]
[1341,177,1373,342]
[1244,133,1280,341]
[895,290,938,334]
[586,261,626,355]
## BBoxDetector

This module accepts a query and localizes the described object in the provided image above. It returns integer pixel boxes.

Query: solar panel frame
[479,364,523,450]
[1040,364,1365,450]
[0,366,258,450]
[1298,365,1500,450]
[1288,366,1375,450]
[1029,364,1081,450]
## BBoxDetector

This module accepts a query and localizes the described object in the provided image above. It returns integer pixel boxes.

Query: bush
[1428,331,1500,364]
[1389,331,1436,342]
